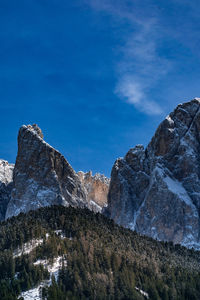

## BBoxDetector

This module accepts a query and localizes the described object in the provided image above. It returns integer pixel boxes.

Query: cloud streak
[116,78,163,115]
[84,0,171,115]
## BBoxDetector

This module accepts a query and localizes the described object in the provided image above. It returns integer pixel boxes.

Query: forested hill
[1,206,200,300]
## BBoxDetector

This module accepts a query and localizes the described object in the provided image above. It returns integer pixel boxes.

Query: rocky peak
[77,171,109,212]
[0,160,14,220]
[28,123,44,139]
[125,145,146,172]
[105,98,200,249]
[147,98,200,159]
[0,160,14,184]
[6,124,87,219]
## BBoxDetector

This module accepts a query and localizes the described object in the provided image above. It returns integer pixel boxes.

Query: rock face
[0,160,14,220]
[77,171,109,212]
[105,98,200,249]
[6,124,87,219]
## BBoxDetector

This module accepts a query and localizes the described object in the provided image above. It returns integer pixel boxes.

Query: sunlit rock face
[77,171,109,212]
[6,124,87,219]
[0,160,14,220]
[105,98,200,249]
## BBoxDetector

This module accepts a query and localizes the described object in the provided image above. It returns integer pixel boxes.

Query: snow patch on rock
[89,200,102,212]
[0,160,14,184]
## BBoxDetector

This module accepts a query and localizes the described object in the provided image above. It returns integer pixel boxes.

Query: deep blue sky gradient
[0,0,200,176]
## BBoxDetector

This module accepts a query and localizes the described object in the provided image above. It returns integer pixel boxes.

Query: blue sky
[0,0,200,176]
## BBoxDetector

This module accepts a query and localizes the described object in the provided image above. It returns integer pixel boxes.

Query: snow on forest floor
[13,238,44,257]
[135,287,149,299]
[19,256,67,300]
[34,256,67,280]
[54,229,66,239]
[13,230,67,257]
[15,231,68,299]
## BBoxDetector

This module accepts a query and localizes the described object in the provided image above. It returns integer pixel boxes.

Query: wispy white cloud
[116,79,143,105]
[116,77,163,115]
[84,0,171,115]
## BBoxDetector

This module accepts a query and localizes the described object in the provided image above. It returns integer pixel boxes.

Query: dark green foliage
[0,205,200,299]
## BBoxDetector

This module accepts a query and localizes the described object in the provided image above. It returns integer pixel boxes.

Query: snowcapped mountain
[4,124,108,219]
[105,98,200,249]
[0,160,14,220]
[1,98,200,250]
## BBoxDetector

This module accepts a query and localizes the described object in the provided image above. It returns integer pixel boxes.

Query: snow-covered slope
[105,98,200,249]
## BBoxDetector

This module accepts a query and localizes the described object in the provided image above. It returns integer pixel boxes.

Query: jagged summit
[0,160,14,220]
[105,98,200,249]
[77,171,109,212]
[0,160,14,184]
[2,98,200,250]
[24,124,44,139]
[78,170,110,185]
[4,124,109,219]
[5,123,87,219]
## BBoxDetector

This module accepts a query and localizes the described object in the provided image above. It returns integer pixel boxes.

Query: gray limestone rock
[0,160,14,220]
[6,124,87,218]
[77,171,109,212]
[105,98,200,249]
